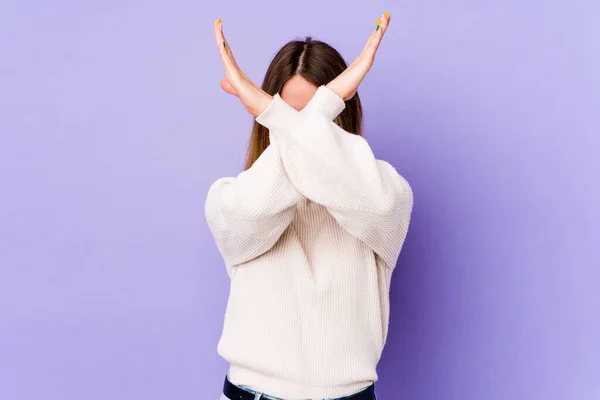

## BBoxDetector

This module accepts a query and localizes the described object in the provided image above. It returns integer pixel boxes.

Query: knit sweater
[205,86,413,399]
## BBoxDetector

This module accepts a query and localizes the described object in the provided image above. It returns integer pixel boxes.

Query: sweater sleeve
[255,86,414,269]
[204,136,304,275]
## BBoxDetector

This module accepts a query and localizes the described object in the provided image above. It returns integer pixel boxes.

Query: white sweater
[205,86,413,399]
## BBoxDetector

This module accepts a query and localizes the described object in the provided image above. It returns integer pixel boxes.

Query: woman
[205,12,413,400]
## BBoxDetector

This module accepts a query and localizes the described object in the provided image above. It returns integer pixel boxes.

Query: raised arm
[209,13,412,268]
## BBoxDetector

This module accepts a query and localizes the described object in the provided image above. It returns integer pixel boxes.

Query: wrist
[302,85,346,120]
[325,83,344,100]
[254,92,273,117]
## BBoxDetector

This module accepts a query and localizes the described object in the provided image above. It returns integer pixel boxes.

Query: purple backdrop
[1,1,599,399]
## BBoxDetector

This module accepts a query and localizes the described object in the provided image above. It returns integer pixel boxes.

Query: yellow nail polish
[384,11,390,18]
[216,18,221,24]
[376,17,381,26]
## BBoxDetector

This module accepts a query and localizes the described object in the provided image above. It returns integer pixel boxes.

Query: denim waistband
[223,373,376,400]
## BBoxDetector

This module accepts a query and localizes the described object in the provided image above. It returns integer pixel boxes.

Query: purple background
[1,1,599,399]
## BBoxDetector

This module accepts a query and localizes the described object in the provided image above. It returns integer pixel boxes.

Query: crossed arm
[205,86,413,272]
[205,13,412,273]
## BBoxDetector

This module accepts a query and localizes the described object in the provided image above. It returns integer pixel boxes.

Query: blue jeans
[218,384,377,400]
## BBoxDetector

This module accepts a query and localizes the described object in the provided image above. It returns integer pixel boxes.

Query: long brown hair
[244,37,363,170]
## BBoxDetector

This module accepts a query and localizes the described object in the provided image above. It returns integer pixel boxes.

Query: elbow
[204,179,267,229]
[375,162,414,218]
[373,176,414,221]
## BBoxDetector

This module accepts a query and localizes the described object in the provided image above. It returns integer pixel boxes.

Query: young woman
[206,12,413,400]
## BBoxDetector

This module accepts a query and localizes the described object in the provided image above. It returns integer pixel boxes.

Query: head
[244,37,363,170]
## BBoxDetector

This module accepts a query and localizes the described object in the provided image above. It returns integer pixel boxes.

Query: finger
[213,19,239,77]
[213,19,250,81]
[363,12,390,59]
[213,18,225,49]
[378,13,391,41]
[379,11,391,34]
[220,79,238,96]
[218,21,240,68]
[350,12,388,67]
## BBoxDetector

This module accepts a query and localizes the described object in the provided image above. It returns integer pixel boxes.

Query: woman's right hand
[213,19,273,117]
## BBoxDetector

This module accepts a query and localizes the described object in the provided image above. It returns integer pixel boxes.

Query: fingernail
[223,41,226,47]
[384,11,389,18]
[216,18,221,24]
[376,17,381,31]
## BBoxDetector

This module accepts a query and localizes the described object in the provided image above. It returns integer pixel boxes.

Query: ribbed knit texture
[205,86,414,400]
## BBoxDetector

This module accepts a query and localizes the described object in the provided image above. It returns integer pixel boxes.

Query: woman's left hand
[213,19,273,117]
[326,12,391,101]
